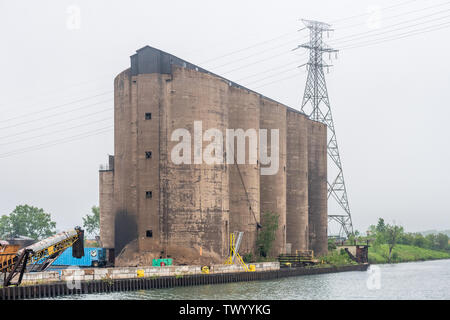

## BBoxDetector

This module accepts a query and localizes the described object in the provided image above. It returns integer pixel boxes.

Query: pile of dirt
[114,239,223,267]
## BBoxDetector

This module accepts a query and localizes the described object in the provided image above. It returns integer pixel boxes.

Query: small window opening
[146,230,153,238]
[145,113,152,120]
[145,151,152,159]
[146,191,152,198]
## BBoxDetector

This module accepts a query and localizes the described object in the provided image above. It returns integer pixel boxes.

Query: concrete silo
[259,100,287,256]
[286,110,309,253]
[307,121,328,256]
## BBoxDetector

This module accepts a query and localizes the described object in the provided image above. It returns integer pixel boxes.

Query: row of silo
[99,46,329,264]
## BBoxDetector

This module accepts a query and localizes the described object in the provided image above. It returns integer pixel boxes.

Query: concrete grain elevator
[99,46,328,266]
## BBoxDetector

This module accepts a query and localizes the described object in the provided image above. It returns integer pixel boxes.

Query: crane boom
[1,227,84,286]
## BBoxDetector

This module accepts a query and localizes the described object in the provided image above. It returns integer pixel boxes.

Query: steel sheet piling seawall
[0,264,368,300]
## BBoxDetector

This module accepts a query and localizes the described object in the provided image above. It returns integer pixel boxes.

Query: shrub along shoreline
[314,244,450,268]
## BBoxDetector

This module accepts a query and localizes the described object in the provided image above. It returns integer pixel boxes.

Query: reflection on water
[49,259,450,300]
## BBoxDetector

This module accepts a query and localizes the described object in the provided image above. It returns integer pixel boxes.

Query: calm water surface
[50,259,450,300]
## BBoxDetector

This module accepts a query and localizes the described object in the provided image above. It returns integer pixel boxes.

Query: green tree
[82,206,100,237]
[328,238,337,251]
[398,232,414,245]
[0,215,11,239]
[256,211,279,257]
[0,205,56,240]
[425,234,437,250]
[373,218,388,245]
[436,233,449,250]
[385,223,403,263]
[413,233,426,248]
[376,218,386,233]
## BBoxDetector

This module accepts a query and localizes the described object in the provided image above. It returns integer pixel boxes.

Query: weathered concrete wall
[99,170,114,248]
[228,86,260,255]
[19,262,280,285]
[134,73,166,253]
[20,271,60,285]
[113,69,138,255]
[307,121,328,256]
[260,100,287,256]
[286,111,309,253]
[161,66,229,257]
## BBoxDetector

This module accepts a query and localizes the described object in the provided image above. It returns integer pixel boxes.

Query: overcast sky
[0,0,449,234]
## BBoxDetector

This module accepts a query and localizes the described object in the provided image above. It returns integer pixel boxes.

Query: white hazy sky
[0,0,449,234]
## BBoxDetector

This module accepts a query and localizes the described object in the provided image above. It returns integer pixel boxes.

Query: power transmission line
[0,99,112,130]
[330,0,419,24]
[0,76,112,108]
[218,8,450,89]
[0,91,113,123]
[0,126,113,159]
[341,19,450,49]
[236,59,302,81]
[0,117,112,146]
[0,107,113,140]
[199,0,421,67]
[210,3,450,77]
[331,7,450,45]
[200,31,298,65]
[230,7,450,88]
[243,64,304,86]
[335,1,450,31]
[217,4,450,77]
[252,71,304,89]
[232,11,450,89]
[222,50,307,75]
[209,35,308,70]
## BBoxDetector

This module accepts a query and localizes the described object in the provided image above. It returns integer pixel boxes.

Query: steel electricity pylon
[293,19,354,238]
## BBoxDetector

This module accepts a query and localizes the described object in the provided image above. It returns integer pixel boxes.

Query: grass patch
[315,249,358,268]
[369,244,450,264]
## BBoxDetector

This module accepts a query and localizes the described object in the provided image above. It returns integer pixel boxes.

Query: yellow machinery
[0,243,20,268]
[0,227,84,286]
[224,232,254,272]
[201,266,210,274]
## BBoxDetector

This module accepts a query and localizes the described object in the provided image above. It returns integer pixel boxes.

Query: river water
[51,259,450,300]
